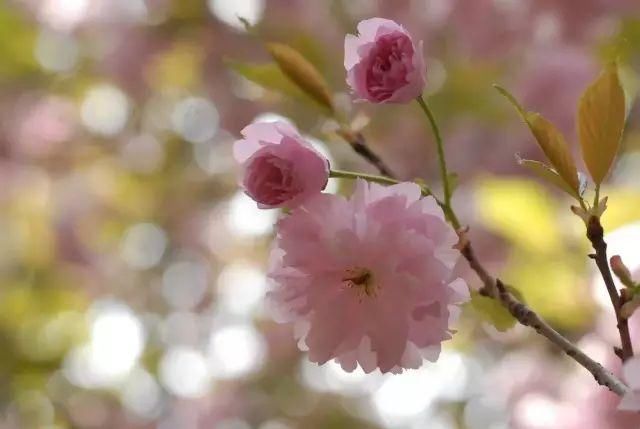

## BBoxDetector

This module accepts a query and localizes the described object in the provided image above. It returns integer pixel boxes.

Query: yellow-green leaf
[524,113,580,194]
[493,84,526,116]
[517,157,579,199]
[266,42,334,112]
[495,85,580,194]
[577,65,626,184]
[0,3,39,81]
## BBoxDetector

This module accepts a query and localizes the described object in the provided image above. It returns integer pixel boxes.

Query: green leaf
[468,292,516,332]
[495,85,580,195]
[577,64,626,184]
[0,3,39,81]
[516,156,580,199]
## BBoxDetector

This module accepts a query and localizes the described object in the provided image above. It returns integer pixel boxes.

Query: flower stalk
[329,169,400,187]
[329,169,437,201]
[416,95,461,229]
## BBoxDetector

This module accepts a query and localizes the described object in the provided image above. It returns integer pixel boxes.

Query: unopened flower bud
[621,294,640,319]
[611,255,634,288]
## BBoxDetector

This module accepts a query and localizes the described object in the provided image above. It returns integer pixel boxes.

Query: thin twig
[587,215,634,361]
[491,278,629,396]
[458,240,630,396]
[337,130,396,177]
[459,239,495,294]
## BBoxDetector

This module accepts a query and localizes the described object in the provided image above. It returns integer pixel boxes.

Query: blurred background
[1,0,640,428]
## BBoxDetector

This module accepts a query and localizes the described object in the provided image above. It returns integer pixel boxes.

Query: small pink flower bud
[621,295,640,319]
[611,255,634,287]
[233,121,329,209]
[345,18,426,104]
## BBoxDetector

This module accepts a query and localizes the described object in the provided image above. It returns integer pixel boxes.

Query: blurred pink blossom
[620,357,640,411]
[267,180,468,373]
[345,18,426,103]
[518,46,597,139]
[14,96,76,158]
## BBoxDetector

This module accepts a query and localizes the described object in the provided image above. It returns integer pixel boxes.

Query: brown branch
[338,130,396,178]
[460,239,630,396]
[459,238,495,293]
[492,278,629,396]
[586,215,634,361]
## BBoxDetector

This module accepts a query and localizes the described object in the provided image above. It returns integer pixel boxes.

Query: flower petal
[357,17,406,42]
[623,357,640,389]
[344,34,363,70]
[619,392,640,412]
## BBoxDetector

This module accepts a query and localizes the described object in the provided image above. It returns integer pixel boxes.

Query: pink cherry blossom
[267,179,468,373]
[620,357,640,411]
[233,121,329,209]
[345,18,427,104]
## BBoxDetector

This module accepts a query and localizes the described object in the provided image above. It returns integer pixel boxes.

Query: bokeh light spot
[35,29,79,73]
[120,223,168,269]
[81,84,130,136]
[207,324,266,379]
[216,262,266,316]
[162,259,209,310]
[226,191,277,238]
[171,97,219,144]
[159,347,211,398]
[208,0,265,31]
[120,367,162,419]
[64,301,145,388]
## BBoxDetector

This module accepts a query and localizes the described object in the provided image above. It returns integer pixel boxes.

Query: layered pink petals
[620,357,640,411]
[267,180,468,373]
[345,18,426,104]
[233,121,329,209]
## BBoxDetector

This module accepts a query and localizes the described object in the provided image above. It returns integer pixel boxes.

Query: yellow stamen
[342,267,376,298]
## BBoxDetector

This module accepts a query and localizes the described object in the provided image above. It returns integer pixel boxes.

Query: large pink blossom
[233,121,329,209]
[345,18,426,104]
[267,180,468,373]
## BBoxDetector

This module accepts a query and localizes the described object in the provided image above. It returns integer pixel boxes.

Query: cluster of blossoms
[233,18,469,373]
[233,16,640,419]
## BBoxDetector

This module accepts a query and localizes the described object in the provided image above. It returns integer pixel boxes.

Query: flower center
[342,267,377,299]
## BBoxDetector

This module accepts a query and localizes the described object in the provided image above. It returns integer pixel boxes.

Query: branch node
[614,347,624,360]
